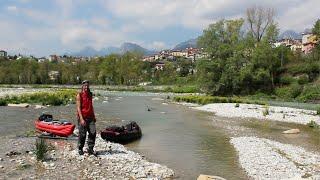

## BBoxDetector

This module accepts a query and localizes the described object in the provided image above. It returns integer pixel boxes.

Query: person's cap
[81,80,89,84]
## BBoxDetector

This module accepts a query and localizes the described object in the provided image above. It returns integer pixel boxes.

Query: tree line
[0,6,319,101]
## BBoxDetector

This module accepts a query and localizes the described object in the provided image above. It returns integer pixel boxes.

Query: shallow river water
[1,91,319,180]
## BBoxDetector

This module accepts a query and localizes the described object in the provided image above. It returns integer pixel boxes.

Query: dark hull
[100,129,142,144]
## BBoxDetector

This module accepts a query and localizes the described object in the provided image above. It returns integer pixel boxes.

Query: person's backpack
[39,114,53,122]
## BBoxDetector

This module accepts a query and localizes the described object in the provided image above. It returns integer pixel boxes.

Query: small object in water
[147,108,151,111]
[282,129,300,134]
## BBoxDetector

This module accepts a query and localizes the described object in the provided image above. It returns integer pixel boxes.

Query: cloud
[278,0,320,32]
[7,6,18,12]
[102,0,320,31]
[149,41,167,50]
[1,0,320,56]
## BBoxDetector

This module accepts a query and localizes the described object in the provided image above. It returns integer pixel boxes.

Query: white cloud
[102,0,320,31]
[278,0,320,32]
[7,6,17,12]
[1,0,320,56]
[149,41,167,50]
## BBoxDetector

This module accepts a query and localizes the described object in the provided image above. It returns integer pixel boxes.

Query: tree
[198,19,244,59]
[312,19,320,38]
[312,19,320,61]
[246,6,275,42]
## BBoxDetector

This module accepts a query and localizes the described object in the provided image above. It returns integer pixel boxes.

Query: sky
[0,0,319,56]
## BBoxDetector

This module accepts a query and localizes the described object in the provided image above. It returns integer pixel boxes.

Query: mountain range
[68,40,199,57]
[279,30,302,40]
[69,29,309,57]
[69,42,158,57]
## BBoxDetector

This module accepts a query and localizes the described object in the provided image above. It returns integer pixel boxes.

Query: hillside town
[0,30,318,64]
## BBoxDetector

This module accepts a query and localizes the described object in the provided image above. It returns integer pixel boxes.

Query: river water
[1,91,319,180]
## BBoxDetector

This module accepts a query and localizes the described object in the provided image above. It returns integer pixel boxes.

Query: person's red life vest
[78,92,95,119]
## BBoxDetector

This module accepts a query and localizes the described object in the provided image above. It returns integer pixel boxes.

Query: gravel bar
[193,103,320,125]
[230,137,320,180]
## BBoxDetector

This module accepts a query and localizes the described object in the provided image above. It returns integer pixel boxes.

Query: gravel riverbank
[230,137,320,179]
[0,136,174,179]
[193,103,320,125]
[0,88,56,97]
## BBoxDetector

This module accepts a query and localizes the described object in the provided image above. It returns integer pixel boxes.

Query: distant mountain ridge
[69,42,156,57]
[279,30,302,40]
[173,38,198,50]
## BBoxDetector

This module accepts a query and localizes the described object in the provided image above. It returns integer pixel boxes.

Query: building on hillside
[0,50,7,57]
[155,63,165,71]
[48,71,60,81]
[170,50,188,57]
[49,55,58,62]
[272,38,303,52]
[301,33,318,54]
[37,57,47,63]
[143,55,155,62]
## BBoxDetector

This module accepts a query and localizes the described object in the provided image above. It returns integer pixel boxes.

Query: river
[1,91,319,180]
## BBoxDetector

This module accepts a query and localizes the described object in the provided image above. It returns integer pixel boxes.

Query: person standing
[77,80,96,155]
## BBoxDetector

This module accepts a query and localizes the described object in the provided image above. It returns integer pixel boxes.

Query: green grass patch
[262,105,270,116]
[164,85,199,93]
[307,120,319,129]
[2,89,77,106]
[297,85,320,102]
[173,95,267,105]
[0,98,7,106]
[275,84,303,99]
[35,138,48,161]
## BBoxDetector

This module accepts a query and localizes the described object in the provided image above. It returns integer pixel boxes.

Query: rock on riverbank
[230,137,320,179]
[193,103,320,125]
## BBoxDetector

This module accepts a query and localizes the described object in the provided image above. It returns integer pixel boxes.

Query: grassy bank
[173,95,267,105]
[0,89,77,106]
[174,94,320,112]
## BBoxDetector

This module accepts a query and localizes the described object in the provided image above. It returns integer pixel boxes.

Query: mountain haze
[69,42,157,57]
[173,38,198,50]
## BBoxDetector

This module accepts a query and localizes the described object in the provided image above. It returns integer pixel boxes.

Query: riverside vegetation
[0,89,76,106]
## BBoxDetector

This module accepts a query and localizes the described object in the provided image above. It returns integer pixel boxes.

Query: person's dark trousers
[78,118,96,152]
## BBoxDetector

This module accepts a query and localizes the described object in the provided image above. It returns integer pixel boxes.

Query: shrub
[262,105,269,116]
[35,138,48,161]
[297,74,309,85]
[275,84,303,99]
[297,85,320,102]
[307,120,319,128]
[0,98,7,106]
[279,75,296,85]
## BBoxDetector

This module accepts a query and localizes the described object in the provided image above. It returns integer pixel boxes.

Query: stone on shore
[34,105,46,109]
[282,129,300,134]
[197,174,226,180]
[7,103,30,108]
